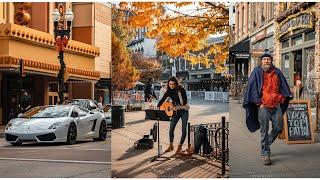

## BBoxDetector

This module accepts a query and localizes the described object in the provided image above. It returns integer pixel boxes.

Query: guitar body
[159,101,174,117]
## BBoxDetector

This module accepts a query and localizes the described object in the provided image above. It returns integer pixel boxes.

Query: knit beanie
[261,49,273,60]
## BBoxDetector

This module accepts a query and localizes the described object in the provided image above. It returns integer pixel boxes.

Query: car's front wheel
[66,123,77,145]
[94,120,107,141]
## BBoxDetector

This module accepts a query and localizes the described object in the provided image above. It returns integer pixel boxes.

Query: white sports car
[5,105,107,146]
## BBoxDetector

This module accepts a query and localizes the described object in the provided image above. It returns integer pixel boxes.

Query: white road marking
[0,157,111,165]
[0,147,108,151]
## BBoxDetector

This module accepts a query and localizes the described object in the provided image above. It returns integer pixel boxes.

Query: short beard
[262,64,271,71]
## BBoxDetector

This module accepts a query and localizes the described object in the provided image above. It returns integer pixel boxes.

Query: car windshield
[69,100,87,108]
[30,106,70,118]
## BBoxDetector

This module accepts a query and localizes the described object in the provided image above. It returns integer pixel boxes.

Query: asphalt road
[0,132,111,178]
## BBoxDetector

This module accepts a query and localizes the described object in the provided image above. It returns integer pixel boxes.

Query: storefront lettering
[277,12,314,39]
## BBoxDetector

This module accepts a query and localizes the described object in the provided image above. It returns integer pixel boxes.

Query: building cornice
[0,23,100,57]
[276,2,316,22]
[0,56,100,80]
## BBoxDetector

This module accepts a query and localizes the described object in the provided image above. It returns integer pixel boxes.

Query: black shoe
[263,155,271,165]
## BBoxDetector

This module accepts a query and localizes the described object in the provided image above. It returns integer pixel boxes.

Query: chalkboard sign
[284,100,315,144]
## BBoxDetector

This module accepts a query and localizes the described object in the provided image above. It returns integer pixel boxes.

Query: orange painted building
[0,2,111,125]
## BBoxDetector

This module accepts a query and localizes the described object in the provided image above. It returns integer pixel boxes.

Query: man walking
[144,78,157,119]
[243,50,292,165]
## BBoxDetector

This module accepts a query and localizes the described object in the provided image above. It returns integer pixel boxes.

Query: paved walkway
[111,101,229,178]
[229,100,320,178]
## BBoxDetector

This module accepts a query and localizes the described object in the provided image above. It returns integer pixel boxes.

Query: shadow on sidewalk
[117,147,149,161]
[112,157,154,177]
[113,154,222,178]
[125,119,149,126]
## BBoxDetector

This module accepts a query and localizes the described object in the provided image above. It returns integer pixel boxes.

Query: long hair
[166,76,183,91]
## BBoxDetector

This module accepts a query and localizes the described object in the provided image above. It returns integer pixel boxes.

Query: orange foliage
[131,53,163,82]
[118,2,229,72]
[112,32,140,90]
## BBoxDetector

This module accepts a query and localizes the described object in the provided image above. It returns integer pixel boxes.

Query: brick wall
[314,3,320,92]
[94,3,111,79]
[95,3,111,26]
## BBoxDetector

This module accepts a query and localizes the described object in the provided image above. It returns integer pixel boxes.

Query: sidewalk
[229,100,320,178]
[111,101,229,178]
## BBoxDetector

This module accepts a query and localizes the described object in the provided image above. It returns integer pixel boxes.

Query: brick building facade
[231,2,320,101]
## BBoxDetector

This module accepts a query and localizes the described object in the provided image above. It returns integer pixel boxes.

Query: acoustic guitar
[159,101,190,117]
[159,101,174,117]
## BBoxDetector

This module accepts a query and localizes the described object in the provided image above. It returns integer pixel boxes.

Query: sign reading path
[284,100,315,144]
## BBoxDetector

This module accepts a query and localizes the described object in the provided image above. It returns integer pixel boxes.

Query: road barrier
[113,90,229,111]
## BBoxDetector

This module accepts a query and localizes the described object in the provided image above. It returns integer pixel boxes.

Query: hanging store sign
[277,11,315,39]
[235,53,250,59]
[255,30,266,41]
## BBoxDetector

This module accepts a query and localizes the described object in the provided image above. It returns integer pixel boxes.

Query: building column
[314,2,320,93]
[43,78,49,105]
[0,72,2,125]
[273,3,281,68]
[91,81,95,99]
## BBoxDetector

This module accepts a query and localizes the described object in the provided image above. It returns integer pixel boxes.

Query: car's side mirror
[89,106,97,110]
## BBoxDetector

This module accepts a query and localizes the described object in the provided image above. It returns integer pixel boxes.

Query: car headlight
[5,123,12,130]
[48,122,62,129]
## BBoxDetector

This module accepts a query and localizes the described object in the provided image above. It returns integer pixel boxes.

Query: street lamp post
[169,58,176,77]
[52,8,74,104]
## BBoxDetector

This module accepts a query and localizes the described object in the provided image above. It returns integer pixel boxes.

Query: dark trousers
[169,110,189,145]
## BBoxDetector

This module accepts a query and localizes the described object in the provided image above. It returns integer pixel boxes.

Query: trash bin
[111,105,125,129]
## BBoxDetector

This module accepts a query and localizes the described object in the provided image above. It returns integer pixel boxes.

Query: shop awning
[229,38,250,53]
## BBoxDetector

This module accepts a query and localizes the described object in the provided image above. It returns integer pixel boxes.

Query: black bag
[134,135,154,149]
[194,125,213,155]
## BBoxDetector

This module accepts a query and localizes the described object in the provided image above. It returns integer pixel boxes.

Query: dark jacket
[243,65,292,132]
[21,95,32,113]
[144,83,157,102]
[157,88,188,107]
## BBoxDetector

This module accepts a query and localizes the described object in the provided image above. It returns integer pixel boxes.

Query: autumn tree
[131,52,163,83]
[112,4,135,44]
[112,32,140,90]
[118,2,229,73]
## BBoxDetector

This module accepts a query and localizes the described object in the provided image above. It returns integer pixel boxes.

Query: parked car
[5,105,107,146]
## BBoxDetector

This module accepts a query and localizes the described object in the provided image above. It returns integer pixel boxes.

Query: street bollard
[111,105,125,129]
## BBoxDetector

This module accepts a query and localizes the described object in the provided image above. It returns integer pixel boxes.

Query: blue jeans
[169,110,189,145]
[258,105,283,156]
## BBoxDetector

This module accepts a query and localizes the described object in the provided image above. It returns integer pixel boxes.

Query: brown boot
[175,144,184,155]
[185,144,193,155]
[165,143,174,152]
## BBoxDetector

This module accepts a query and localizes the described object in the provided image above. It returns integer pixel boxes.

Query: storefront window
[281,53,290,81]
[305,30,315,41]
[292,35,302,46]
[281,39,289,48]
[305,47,315,93]
[267,36,274,49]
[293,50,302,87]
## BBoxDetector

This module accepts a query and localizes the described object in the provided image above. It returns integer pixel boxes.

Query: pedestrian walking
[20,90,32,114]
[243,49,292,165]
[144,78,157,119]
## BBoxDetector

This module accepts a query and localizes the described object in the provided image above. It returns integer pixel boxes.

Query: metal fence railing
[188,117,229,176]
[113,90,229,111]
